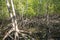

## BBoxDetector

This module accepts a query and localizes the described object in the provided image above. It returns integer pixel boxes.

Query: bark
[3,0,19,40]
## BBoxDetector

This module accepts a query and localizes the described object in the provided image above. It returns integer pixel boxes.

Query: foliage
[0,0,60,40]
[0,0,60,19]
[0,0,9,20]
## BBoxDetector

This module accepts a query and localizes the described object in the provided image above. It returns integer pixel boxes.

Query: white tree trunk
[3,0,19,40]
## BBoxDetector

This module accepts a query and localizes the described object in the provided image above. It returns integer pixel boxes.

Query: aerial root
[3,28,13,40]
[3,27,30,40]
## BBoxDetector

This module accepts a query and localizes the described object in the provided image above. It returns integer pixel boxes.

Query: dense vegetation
[0,0,60,40]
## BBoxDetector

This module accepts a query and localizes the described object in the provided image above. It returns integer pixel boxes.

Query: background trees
[0,0,60,19]
[0,0,60,40]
